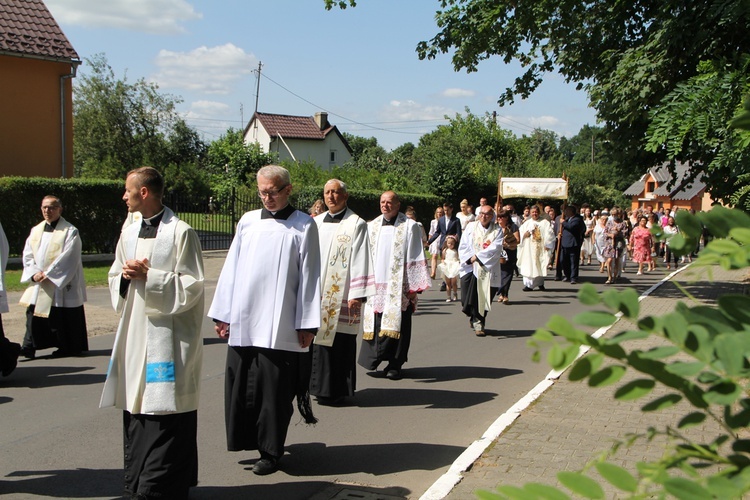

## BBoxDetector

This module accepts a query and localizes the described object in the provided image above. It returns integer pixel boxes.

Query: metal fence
[165,190,261,251]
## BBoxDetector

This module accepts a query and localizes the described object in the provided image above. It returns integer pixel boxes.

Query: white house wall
[244,122,351,170]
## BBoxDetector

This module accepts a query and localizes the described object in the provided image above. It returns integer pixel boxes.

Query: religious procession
[0,164,708,499]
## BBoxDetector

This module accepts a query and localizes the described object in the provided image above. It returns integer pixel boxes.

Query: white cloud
[190,100,231,116]
[382,99,453,122]
[152,43,256,95]
[440,88,476,98]
[46,0,202,35]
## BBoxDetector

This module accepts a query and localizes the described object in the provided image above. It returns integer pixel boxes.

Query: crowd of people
[426,199,701,302]
[0,168,706,498]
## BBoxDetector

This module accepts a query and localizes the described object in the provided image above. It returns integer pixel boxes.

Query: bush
[0,177,125,255]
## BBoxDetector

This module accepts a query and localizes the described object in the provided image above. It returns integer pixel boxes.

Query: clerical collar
[43,219,60,232]
[261,204,296,220]
[323,209,346,223]
[382,216,396,226]
[139,209,165,239]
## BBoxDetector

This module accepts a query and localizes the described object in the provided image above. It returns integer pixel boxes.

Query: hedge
[0,177,441,256]
[0,177,125,256]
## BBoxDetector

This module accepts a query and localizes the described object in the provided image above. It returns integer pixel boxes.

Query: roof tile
[0,0,78,61]
[255,112,327,140]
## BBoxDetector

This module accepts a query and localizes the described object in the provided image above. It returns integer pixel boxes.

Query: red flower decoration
[482,240,490,249]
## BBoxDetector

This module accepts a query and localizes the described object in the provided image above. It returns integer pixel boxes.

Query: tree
[325,0,750,204]
[414,110,521,202]
[73,54,187,179]
[205,128,277,200]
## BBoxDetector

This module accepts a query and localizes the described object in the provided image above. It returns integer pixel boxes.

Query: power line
[259,72,442,135]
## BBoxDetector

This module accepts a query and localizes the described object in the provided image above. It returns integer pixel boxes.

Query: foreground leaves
[481,207,750,499]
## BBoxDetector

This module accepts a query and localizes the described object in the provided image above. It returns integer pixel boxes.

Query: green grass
[4,261,112,292]
[177,212,234,233]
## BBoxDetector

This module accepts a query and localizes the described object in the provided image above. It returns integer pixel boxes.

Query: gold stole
[19,219,71,318]
[472,222,499,314]
[316,214,359,347]
[363,214,407,340]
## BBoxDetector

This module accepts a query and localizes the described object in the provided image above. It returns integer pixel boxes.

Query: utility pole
[254,61,263,115]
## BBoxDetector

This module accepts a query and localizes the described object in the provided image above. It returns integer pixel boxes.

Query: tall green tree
[73,54,188,179]
[326,0,750,204]
[413,110,521,202]
[205,128,277,199]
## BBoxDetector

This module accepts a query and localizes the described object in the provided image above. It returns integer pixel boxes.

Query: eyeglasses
[478,211,494,217]
[258,185,289,199]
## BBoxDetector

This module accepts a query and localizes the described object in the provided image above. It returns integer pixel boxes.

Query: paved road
[0,255,670,499]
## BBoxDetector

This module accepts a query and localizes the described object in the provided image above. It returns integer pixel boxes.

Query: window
[647,181,655,193]
[329,150,336,163]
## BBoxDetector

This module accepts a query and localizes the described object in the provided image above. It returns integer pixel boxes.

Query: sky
[46,0,598,151]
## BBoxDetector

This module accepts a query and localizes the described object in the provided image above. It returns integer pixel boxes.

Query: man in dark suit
[427,202,462,291]
[556,205,586,284]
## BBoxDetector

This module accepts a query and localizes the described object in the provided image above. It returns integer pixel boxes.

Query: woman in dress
[456,199,476,230]
[646,212,660,270]
[628,216,653,275]
[593,213,608,273]
[496,210,520,304]
[580,204,595,265]
[428,206,445,279]
[603,207,629,284]
[438,236,460,302]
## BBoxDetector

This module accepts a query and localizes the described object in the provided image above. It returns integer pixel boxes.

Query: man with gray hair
[311,179,374,404]
[209,165,321,475]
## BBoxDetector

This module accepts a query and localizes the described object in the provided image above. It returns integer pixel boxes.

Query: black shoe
[316,396,344,406]
[2,343,21,377]
[522,286,532,292]
[538,285,546,291]
[386,369,402,380]
[19,347,35,360]
[252,457,279,475]
[440,282,447,292]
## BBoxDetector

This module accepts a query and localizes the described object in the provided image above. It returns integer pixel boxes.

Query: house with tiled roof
[623,161,713,212]
[244,111,352,169]
[0,0,80,178]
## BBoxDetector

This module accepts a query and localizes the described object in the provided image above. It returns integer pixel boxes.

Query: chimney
[314,111,329,130]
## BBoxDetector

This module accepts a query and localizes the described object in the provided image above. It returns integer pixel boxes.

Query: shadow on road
[352,387,497,409]
[195,481,410,500]
[1,365,104,389]
[406,365,522,383]
[1,467,122,498]
[284,441,465,476]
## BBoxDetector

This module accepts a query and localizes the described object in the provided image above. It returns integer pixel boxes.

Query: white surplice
[20,218,86,309]
[208,209,321,352]
[517,217,556,287]
[101,210,205,414]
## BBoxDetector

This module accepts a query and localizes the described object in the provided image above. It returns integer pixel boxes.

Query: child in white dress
[438,236,460,302]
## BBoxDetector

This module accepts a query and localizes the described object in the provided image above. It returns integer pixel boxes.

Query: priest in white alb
[208,165,321,476]
[518,205,556,291]
[458,205,505,336]
[312,179,374,404]
[19,195,88,359]
[358,191,431,381]
[100,167,205,499]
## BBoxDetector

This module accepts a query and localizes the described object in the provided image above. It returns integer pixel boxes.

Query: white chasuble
[314,209,375,346]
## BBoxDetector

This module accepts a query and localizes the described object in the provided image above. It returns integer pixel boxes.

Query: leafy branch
[481,206,750,499]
